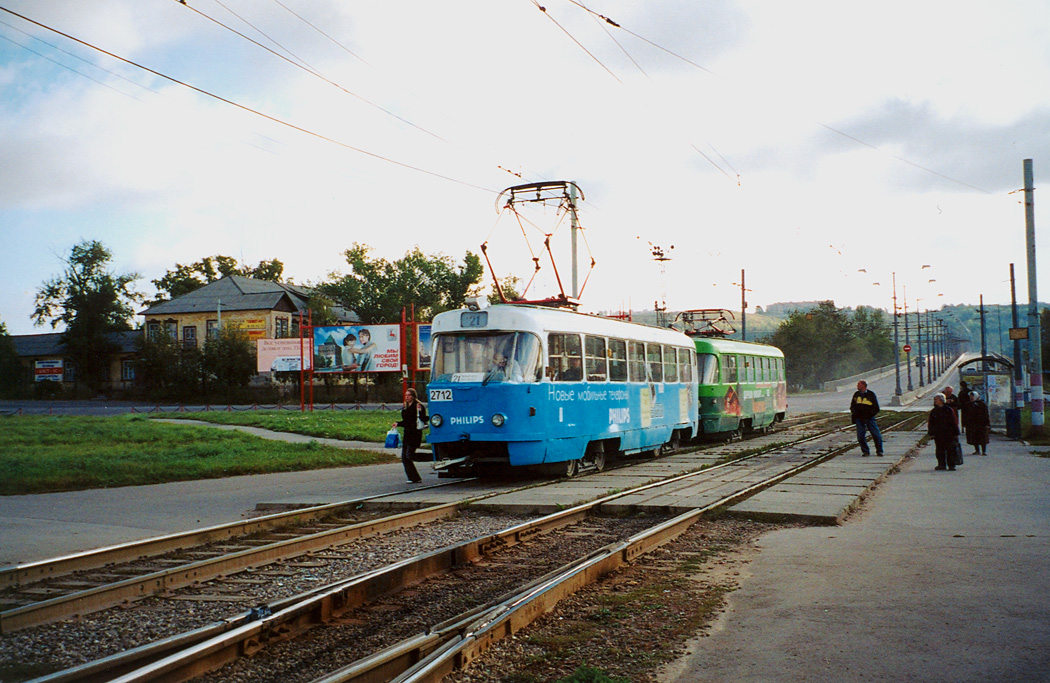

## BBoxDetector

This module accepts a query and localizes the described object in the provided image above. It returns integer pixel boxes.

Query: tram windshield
[432,331,542,383]
[698,353,719,383]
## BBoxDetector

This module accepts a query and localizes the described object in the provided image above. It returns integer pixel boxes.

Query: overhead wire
[0,5,496,194]
[563,0,992,195]
[178,0,447,142]
[270,0,367,65]
[0,21,154,101]
[528,0,621,83]
[190,1,551,186]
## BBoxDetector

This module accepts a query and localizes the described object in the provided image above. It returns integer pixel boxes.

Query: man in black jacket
[850,380,884,456]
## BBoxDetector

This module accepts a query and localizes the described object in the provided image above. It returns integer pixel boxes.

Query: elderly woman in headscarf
[928,393,960,471]
[962,391,991,455]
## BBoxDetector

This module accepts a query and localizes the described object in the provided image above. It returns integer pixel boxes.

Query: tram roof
[432,304,693,345]
[691,336,784,358]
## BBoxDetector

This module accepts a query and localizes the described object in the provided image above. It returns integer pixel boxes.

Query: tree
[764,302,852,390]
[488,275,523,304]
[319,243,484,324]
[202,328,256,401]
[152,255,285,301]
[0,320,23,398]
[33,241,141,394]
[136,330,203,402]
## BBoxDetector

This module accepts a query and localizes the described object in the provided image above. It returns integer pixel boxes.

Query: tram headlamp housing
[491,413,506,427]
[430,414,443,428]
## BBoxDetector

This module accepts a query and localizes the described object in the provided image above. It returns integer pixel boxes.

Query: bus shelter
[957,353,1014,429]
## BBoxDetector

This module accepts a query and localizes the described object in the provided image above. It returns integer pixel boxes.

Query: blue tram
[426,304,699,476]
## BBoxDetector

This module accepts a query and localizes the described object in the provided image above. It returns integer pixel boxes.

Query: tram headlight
[491,413,506,427]
[430,414,443,428]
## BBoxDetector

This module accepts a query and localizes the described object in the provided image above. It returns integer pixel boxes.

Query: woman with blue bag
[393,388,428,484]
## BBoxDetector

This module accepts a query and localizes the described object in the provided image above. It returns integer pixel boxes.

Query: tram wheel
[589,450,606,473]
[563,459,580,478]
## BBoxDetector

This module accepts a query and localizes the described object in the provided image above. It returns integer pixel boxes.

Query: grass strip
[153,409,404,443]
[0,414,396,495]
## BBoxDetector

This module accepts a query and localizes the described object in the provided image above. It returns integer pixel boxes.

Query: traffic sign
[902,344,912,353]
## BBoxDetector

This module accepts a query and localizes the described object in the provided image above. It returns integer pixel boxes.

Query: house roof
[12,331,141,358]
[141,275,359,322]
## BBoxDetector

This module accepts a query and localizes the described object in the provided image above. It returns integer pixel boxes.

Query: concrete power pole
[570,182,579,299]
[1024,159,1044,434]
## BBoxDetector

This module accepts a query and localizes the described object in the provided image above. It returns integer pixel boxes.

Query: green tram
[693,337,788,437]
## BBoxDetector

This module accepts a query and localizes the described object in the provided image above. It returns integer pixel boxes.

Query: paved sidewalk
[660,434,1050,683]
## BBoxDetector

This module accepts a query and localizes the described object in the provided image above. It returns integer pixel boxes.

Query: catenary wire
[0,5,497,194]
[178,0,447,142]
[564,0,992,195]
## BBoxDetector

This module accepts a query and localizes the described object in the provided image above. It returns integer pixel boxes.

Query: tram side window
[608,339,627,381]
[585,336,608,382]
[726,354,738,383]
[662,345,677,382]
[679,348,693,383]
[628,341,646,382]
[549,333,583,381]
[745,357,755,383]
[647,344,663,382]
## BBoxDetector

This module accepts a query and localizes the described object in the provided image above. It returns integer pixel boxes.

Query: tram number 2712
[429,388,453,402]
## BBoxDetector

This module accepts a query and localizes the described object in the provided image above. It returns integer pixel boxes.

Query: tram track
[8,414,921,682]
[0,414,842,636]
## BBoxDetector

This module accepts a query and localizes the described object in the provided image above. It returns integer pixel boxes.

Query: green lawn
[0,414,398,495]
[153,408,404,442]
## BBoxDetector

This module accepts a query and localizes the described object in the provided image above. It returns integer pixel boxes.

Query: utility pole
[916,305,925,387]
[1024,159,1044,434]
[1011,263,1023,408]
[892,272,902,401]
[979,294,987,369]
[904,287,913,391]
[569,182,579,299]
[649,244,672,327]
[741,269,747,341]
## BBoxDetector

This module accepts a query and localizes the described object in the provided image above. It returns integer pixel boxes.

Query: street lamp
[915,298,925,387]
[892,272,902,399]
[903,286,913,392]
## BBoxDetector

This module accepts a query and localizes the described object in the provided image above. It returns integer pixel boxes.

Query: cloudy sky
[2,0,1048,336]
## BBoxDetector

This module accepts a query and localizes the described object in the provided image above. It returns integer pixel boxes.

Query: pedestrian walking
[928,393,961,471]
[393,389,428,484]
[963,391,991,455]
[850,380,884,456]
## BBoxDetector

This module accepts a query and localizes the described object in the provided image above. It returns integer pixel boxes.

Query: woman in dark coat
[393,388,428,483]
[963,391,991,455]
[928,393,960,471]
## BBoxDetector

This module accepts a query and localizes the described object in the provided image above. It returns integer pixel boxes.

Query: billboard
[35,359,63,382]
[227,317,267,340]
[256,338,312,373]
[313,325,401,373]
[416,324,432,371]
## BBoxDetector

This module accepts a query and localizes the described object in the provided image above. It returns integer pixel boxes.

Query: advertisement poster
[416,324,432,371]
[313,325,401,373]
[34,359,63,382]
[226,318,267,340]
[256,338,312,373]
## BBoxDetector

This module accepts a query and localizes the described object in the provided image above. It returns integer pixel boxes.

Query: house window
[275,317,290,338]
[164,320,177,339]
[122,360,135,381]
[182,326,197,348]
[147,322,161,341]
[63,361,77,382]
[207,319,219,340]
